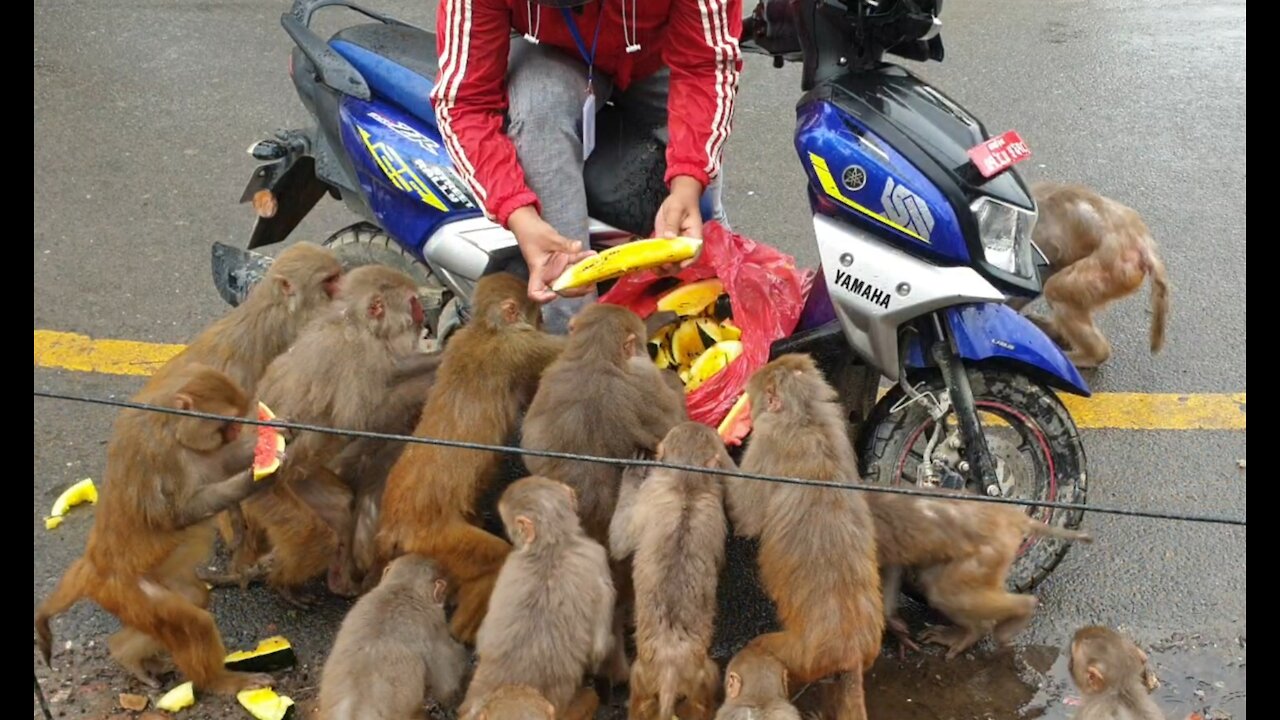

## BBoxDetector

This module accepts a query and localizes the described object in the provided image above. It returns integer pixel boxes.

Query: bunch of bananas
[647,278,745,393]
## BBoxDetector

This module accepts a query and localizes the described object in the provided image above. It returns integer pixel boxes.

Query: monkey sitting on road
[1068,625,1164,720]
[1010,181,1170,368]
[609,421,731,720]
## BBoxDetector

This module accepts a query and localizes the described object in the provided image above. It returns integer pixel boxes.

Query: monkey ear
[623,332,637,359]
[368,294,386,320]
[275,276,296,297]
[725,671,742,699]
[515,515,536,545]
[1085,665,1106,693]
[432,578,448,605]
[380,563,394,582]
[173,393,194,411]
[765,383,783,413]
[499,298,520,325]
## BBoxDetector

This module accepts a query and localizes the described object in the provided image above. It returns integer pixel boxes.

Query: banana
[551,236,703,293]
[45,478,98,530]
[685,340,744,393]
[656,278,725,316]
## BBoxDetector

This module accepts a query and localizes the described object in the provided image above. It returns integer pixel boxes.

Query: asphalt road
[34,0,1245,718]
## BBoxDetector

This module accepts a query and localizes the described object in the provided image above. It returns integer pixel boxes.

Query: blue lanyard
[560,2,604,89]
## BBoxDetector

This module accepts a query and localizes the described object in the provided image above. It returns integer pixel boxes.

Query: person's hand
[508,206,595,303]
[652,175,705,277]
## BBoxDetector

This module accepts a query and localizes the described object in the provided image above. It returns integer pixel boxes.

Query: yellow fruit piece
[656,278,724,316]
[694,318,726,347]
[551,236,703,293]
[717,392,752,437]
[156,681,196,712]
[44,478,97,530]
[685,340,744,393]
[648,323,677,370]
[718,319,742,341]
[237,687,296,720]
[671,319,708,366]
[224,635,297,672]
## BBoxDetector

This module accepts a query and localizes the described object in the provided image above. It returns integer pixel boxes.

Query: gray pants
[505,41,729,334]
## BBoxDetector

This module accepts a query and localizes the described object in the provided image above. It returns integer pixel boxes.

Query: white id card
[582,90,596,159]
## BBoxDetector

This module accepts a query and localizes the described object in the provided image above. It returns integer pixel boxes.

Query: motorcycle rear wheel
[858,366,1088,593]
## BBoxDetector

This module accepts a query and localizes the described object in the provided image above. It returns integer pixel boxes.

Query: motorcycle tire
[321,222,447,338]
[858,366,1089,593]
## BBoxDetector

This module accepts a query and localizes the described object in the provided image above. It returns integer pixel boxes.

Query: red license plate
[966,130,1032,178]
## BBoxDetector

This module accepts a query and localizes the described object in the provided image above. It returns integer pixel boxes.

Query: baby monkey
[713,646,801,720]
[1069,625,1164,720]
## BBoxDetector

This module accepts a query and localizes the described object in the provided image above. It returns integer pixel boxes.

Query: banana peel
[237,687,296,720]
[685,340,744,393]
[155,681,196,712]
[551,236,703,293]
[44,478,97,530]
[656,278,724,316]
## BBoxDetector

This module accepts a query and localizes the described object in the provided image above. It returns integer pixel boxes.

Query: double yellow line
[33,330,1245,431]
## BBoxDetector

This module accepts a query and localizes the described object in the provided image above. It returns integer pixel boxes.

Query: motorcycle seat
[330,23,440,126]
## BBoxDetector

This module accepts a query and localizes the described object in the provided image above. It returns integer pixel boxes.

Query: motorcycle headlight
[971,196,1037,280]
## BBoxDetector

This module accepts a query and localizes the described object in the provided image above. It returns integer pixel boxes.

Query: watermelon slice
[253,402,286,481]
[717,392,752,446]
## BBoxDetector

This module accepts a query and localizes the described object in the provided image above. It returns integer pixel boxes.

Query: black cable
[32,388,1246,528]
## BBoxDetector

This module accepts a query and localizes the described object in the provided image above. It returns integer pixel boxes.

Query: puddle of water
[851,639,1246,720]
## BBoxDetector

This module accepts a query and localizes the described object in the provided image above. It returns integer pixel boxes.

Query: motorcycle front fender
[904,302,1091,397]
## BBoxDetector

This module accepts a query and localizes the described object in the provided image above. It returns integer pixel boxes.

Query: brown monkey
[376,272,564,642]
[724,353,882,720]
[609,422,730,720]
[459,477,615,720]
[1068,626,1164,720]
[522,303,686,544]
[521,304,686,681]
[1010,181,1170,368]
[713,646,801,720]
[317,554,469,720]
[35,364,280,695]
[870,491,1093,659]
[464,685,557,720]
[141,242,341,564]
[218,264,440,603]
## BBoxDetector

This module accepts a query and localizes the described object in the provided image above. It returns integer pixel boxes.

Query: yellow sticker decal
[808,152,928,243]
[358,126,448,212]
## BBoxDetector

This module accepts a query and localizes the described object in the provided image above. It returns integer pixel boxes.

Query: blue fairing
[795,100,970,266]
[336,95,484,255]
[904,303,1091,397]
[332,40,438,126]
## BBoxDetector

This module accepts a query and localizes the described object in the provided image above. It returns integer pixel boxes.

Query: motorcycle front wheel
[858,366,1089,592]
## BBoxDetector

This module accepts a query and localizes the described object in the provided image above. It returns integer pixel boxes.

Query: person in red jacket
[431,0,744,331]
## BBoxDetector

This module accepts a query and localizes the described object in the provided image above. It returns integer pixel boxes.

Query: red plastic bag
[599,220,812,441]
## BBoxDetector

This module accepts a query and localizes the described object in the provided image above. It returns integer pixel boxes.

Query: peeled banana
[685,340,744,393]
[551,236,703,293]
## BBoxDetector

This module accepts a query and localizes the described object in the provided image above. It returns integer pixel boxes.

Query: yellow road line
[33,330,1245,431]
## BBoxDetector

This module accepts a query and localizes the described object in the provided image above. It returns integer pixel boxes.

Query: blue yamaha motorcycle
[213,0,1089,591]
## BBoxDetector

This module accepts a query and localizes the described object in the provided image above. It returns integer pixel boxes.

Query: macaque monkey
[215,264,440,603]
[724,354,882,720]
[35,365,281,695]
[870,491,1093,659]
[459,477,616,720]
[1010,181,1170,368]
[521,303,686,682]
[376,272,564,642]
[609,422,730,720]
[713,646,802,720]
[464,685,557,720]
[1068,626,1164,720]
[317,554,469,720]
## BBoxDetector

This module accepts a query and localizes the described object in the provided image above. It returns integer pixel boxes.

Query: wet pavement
[34,0,1245,717]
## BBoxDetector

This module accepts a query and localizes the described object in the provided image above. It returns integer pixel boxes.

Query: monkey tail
[1145,246,1170,354]
[657,662,680,720]
[35,557,92,667]
[1027,521,1093,544]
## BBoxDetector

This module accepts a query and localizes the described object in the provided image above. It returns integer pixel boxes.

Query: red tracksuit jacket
[430,0,744,228]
